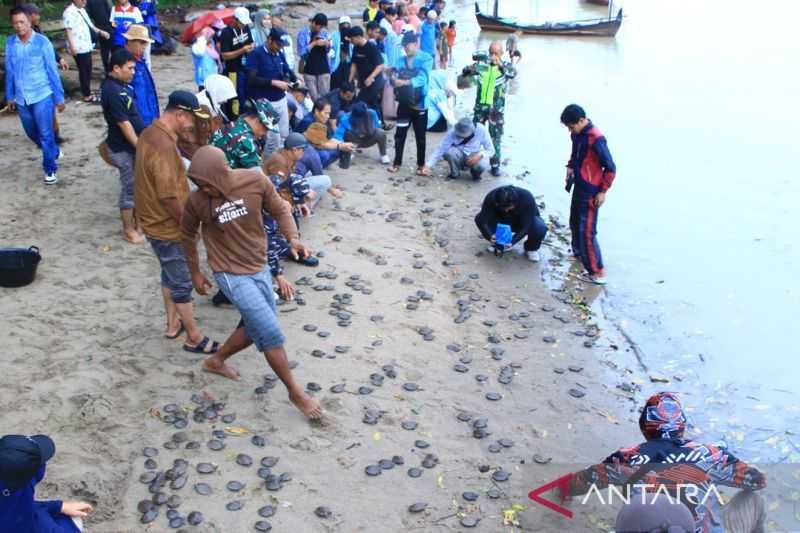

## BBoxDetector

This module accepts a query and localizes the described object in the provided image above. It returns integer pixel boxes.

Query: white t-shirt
[63,3,95,54]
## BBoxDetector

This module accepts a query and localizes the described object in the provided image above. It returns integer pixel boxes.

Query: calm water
[452,0,800,459]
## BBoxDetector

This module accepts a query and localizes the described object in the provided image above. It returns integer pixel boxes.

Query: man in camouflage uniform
[210,98,280,169]
[461,40,518,177]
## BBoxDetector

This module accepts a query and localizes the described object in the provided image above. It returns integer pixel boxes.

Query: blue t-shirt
[0,465,79,533]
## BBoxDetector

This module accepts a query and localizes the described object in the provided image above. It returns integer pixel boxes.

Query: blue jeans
[214,265,286,351]
[318,149,340,169]
[147,238,193,304]
[17,97,57,175]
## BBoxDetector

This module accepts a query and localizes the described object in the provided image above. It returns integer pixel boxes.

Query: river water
[450,0,800,461]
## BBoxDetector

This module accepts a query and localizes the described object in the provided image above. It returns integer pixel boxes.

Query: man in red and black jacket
[561,104,616,285]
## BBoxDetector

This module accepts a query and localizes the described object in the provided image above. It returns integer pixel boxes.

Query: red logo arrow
[528,473,574,518]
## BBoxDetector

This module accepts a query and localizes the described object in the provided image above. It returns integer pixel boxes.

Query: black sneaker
[490,165,501,177]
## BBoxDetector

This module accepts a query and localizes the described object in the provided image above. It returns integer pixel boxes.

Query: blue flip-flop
[183,336,220,354]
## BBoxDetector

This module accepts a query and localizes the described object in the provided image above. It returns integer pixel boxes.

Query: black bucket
[0,246,42,288]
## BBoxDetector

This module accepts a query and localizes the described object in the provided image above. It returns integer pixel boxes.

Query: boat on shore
[586,0,610,6]
[474,1,622,37]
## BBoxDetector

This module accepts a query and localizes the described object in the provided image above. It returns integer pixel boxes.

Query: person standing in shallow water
[181,145,322,420]
[560,103,616,285]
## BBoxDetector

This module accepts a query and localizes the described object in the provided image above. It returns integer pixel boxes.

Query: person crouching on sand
[0,434,93,532]
[181,145,322,419]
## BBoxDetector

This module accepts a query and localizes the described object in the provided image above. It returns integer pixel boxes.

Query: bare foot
[202,357,241,380]
[328,186,344,198]
[289,390,322,419]
[123,230,145,244]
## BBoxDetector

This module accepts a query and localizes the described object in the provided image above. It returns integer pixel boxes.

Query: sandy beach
[0,2,648,531]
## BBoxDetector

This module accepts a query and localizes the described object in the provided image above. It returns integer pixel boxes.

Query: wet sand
[0,2,646,531]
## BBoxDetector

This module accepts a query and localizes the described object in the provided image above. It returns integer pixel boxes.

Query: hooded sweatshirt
[181,146,298,275]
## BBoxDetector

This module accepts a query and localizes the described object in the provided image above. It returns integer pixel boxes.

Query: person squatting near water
[180,145,322,420]
[460,39,519,177]
[560,392,767,533]
[475,185,548,263]
[561,103,616,285]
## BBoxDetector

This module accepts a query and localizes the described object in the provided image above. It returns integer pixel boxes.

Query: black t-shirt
[305,32,331,75]
[352,41,383,84]
[100,76,144,154]
[219,25,253,74]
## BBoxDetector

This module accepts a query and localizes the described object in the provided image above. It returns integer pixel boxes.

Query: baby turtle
[392,455,405,465]
[498,438,514,448]
[258,505,276,518]
[475,374,488,382]
[402,383,419,392]
[408,502,428,513]
[166,495,182,509]
[142,447,158,458]
[137,500,155,514]
[453,364,469,373]
[487,488,501,499]
[378,459,395,470]
[421,455,438,469]
[334,345,349,354]
[236,454,253,467]
[139,471,157,484]
[485,392,502,401]
[488,443,501,453]
[265,478,282,491]
[330,384,346,393]
[251,435,266,447]
[317,331,331,338]
[222,413,236,423]
[143,459,157,470]
[358,386,374,395]
[314,506,333,519]
[407,467,423,478]
[207,440,225,451]
[194,483,212,496]
[533,454,553,465]
[460,516,480,528]
[365,464,382,476]
[303,324,318,332]
[414,440,430,449]
[542,335,557,344]
[401,420,418,431]
[226,500,244,511]
[140,508,158,524]
[257,467,271,479]
[456,412,472,422]
[196,462,216,474]
[462,491,479,502]
[173,418,188,429]
[311,349,326,358]
[254,520,273,531]
[261,456,279,467]
[492,469,511,482]
[170,474,188,490]
[306,382,322,392]
[568,388,586,399]
[226,480,245,492]
[187,511,204,526]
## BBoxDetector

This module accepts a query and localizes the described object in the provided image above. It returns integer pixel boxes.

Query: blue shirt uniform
[131,57,159,126]
[246,46,296,102]
[4,33,64,106]
[0,465,79,533]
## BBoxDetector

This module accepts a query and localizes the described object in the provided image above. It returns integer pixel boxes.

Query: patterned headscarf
[638,392,687,440]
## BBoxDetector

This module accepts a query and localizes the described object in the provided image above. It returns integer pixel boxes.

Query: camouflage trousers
[473,100,505,168]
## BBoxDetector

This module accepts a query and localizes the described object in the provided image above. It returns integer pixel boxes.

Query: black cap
[348,26,364,38]
[167,90,210,118]
[0,435,55,490]
[401,31,418,47]
[311,13,328,26]
[386,6,398,15]
[268,27,290,46]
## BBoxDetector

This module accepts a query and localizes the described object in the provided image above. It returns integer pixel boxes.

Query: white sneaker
[44,172,58,185]
[526,250,541,262]
[380,154,390,165]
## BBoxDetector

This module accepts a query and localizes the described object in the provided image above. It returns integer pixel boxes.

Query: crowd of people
[5,1,771,531]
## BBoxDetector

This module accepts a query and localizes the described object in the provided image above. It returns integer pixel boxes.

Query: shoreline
[0,2,646,531]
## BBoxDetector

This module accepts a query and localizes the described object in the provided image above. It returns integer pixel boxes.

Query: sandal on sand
[165,321,185,339]
[183,336,220,354]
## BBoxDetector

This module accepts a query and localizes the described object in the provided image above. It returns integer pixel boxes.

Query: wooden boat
[474,2,622,37]
[586,0,610,6]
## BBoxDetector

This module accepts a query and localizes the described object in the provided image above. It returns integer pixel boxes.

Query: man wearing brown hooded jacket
[181,145,322,419]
